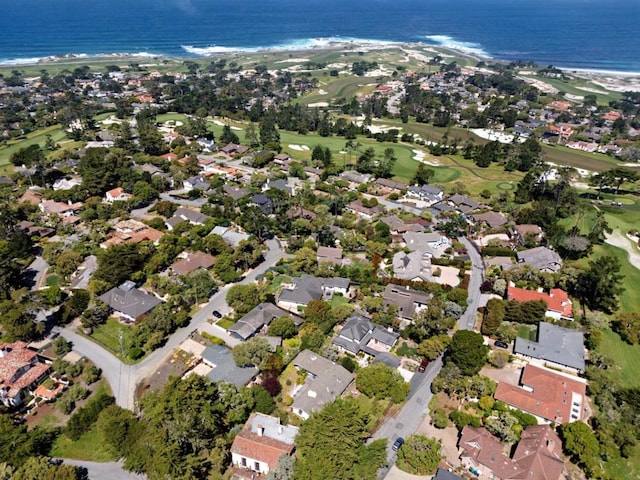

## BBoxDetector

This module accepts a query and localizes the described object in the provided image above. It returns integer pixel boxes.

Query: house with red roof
[459,424,564,480]
[494,364,586,424]
[0,341,51,407]
[104,187,134,203]
[507,283,573,320]
[230,412,299,477]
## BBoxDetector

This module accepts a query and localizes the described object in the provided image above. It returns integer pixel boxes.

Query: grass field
[598,328,640,389]
[50,426,117,462]
[297,76,379,105]
[88,317,138,364]
[0,125,67,167]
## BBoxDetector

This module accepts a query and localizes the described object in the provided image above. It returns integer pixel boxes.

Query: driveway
[159,192,207,207]
[25,256,49,290]
[61,459,146,480]
[59,238,289,411]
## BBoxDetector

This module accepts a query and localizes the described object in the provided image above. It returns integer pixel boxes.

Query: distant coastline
[2,38,640,81]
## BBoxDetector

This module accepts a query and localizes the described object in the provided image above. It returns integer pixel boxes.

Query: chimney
[257,425,264,436]
[278,425,283,434]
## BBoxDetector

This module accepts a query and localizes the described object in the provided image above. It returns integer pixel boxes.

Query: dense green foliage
[396,435,442,475]
[356,363,409,403]
[294,398,387,480]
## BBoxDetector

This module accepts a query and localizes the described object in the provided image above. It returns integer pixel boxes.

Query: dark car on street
[392,437,405,451]
[212,311,222,319]
[494,340,509,349]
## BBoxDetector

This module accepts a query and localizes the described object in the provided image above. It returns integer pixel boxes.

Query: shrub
[66,392,115,440]
[430,409,449,429]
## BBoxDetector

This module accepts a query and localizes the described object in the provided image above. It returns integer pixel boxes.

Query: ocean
[1,0,639,73]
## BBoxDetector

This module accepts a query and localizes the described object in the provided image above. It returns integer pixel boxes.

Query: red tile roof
[0,343,50,402]
[507,285,573,318]
[494,364,586,424]
[231,431,295,470]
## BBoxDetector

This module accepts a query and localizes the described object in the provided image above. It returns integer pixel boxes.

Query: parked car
[494,340,509,349]
[212,311,222,319]
[418,358,429,373]
[392,437,405,451]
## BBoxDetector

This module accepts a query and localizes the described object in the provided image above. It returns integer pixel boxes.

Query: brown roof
[19,189,42,205]
[231,433,294,469]
[494,364,586,424]
[514,224,542,238]
[511,425,564,480]
[0,342,50,401]
[460,425,564,480]
[460,426,524,479]
[472,211,508,228]
[170,251,215,276]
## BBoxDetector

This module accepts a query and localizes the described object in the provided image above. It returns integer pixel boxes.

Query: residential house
[287,206,317,222]
[471,211,508,229]
[251,193,273,215]
[332,314,400,368]
[459,424,564,480]
[403,231,450,253]
[183,175,210,192]
[18,189,43,205]
[511,224,544,246]
[447,194,484,214]
[339,170,372,186]
[16,220,55,239]
[39,199,83,218]
[165,207,211,230]
[263,178,295,195]
[220,143,249,155]
[228,303,291,341]
[99,280,162,323]
[494,364,586,424]
[70,255,98,289]
[277,275,350,313]
[392,250,433,282]
[380,215,424,238]
[290,350,354,419]
[405,184,445,205]
[513,322,584,371]
[383,284,432,321]
[515,246,563,273]
[210,226,250,247]
[433,468,464,480]
[223,184,251,201]
[230,413,299,476]
[100,219,164,249]
[345,200,384,220]
[317,246,343,265]
[104,187,134,203]
[194,344,257,387]
[507,284,573,320]
[0,341,51,407]
[374,178,407,194]
[169,251,215,276]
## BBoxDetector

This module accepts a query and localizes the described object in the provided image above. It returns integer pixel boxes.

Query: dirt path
[605,230,640,270]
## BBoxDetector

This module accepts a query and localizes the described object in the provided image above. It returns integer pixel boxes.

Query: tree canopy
[294,397,387,480]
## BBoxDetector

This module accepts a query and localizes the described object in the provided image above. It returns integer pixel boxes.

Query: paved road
[60,238,288,411]
[61,459,146,480]
[458,236,484,331]
[130,201,156,219]
[374,357,444,476]
[376,236,483,478]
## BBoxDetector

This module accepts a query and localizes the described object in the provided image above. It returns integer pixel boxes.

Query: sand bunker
[289,144,310,151]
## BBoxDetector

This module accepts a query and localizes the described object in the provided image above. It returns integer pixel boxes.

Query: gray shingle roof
[516,247,563,273]
[228,303,289,341]
[201,344,258,386]
[514,322,585,370]
[333,315,399,362]
[99,282,162,320]
[292,350,354,417]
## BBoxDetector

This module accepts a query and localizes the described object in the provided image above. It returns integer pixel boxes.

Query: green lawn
[88,317,138,364]
[330,294,350,308]
[50,427,117,462]
[0,125,66,167]
[216,317,236,330]
[598,328,640,389]
[604,443,640,480]
[588,242,640,314]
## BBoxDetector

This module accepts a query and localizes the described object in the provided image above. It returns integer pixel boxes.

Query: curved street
[59,238,289,411]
